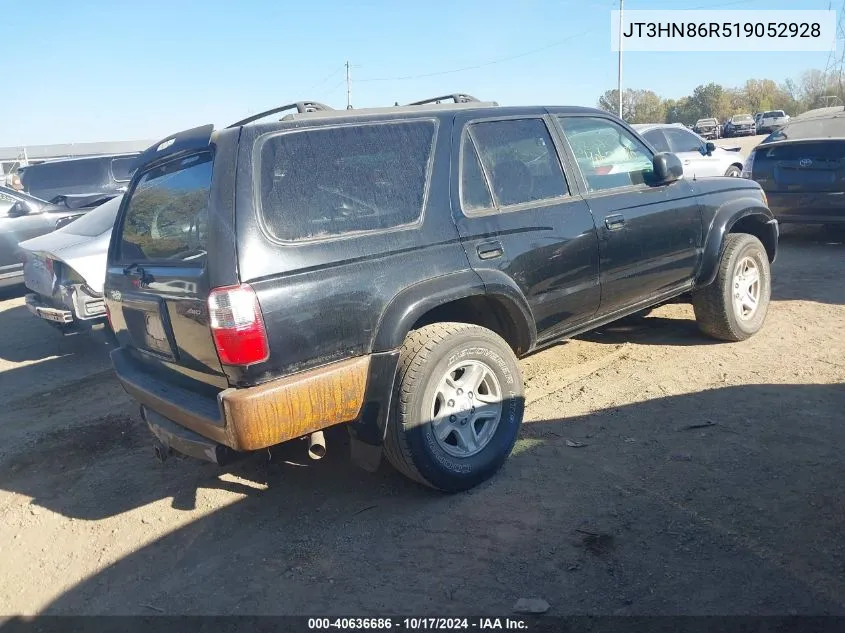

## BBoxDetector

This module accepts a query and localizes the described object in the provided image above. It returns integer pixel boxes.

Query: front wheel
[383,323,524,492]
[692,234,771,342]
[724,165,742,177]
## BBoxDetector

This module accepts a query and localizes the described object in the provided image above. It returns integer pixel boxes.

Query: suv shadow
[6,384,842,616]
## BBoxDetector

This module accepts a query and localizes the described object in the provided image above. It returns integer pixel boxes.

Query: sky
[1,0,836,147]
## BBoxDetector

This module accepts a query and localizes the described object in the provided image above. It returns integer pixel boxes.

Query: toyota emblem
[799,158,813,167]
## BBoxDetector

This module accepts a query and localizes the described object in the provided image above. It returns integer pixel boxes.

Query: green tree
[597,88,666,123]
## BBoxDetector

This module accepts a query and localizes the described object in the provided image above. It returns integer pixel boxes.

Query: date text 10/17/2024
[307,618,530,630]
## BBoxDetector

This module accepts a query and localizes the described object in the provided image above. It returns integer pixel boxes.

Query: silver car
[18,195,120,330]
[632,123,746,178]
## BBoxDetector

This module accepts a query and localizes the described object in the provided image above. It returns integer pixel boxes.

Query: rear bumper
[111,348,371,452]
[764,191,845,223]
[25,293,74,324]
[25,290,106,326]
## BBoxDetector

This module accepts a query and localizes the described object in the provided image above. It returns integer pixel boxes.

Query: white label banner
[610,10,836,52]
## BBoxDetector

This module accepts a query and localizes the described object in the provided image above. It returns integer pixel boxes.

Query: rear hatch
[753,140,845,193]
[106,136,230,391]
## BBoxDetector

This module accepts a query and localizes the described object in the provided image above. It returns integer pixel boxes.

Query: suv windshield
[118,153,212,262]
[733,115,753,123]
[696,119,716,125]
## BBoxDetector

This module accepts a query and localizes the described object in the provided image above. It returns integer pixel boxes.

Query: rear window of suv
[258,120,436,241]
[118,153,212,262]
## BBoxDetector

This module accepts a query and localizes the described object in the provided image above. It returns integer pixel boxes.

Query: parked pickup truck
[103,96,778,492]
[757,110,790,134]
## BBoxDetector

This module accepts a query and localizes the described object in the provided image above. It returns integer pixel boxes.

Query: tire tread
[693,233,768,342]
[383,322,505,489]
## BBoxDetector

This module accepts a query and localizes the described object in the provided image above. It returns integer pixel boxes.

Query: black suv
[104,95,778,492]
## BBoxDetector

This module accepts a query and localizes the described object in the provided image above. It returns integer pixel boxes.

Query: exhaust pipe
[153,438,170,463]
[308,430,326,460]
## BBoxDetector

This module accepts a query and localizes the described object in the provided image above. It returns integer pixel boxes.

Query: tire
[383,322,524,492]
[724,165,742,177]
[692,233,771,342]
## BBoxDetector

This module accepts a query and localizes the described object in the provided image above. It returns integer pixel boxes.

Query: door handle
[604,214,626,231]
[477,240,504,260]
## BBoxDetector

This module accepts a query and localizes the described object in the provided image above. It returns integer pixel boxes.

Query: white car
[632,123,745,178]
[758,110,790,134]
[19,195,121,331]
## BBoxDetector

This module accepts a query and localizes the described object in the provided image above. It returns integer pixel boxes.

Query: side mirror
[7,201,31,218]
[703,141,716,156]
[651,152,684,185]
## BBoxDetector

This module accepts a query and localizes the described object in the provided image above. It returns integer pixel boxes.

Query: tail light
[207,284,269,366]
[741,150,756,179]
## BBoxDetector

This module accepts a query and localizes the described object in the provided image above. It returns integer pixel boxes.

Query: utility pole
[345,60,352,110]
[617,0,624,119]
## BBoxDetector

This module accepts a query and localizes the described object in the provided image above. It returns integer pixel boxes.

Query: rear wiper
[170,248,207,261]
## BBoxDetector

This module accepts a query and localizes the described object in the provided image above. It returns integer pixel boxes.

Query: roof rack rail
[227,101,334,128]
[405,94,482,106]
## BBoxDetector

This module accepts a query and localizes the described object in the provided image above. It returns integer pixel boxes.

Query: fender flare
[696,197,778,288]
[350,270,535,455]
[372,269,536,354]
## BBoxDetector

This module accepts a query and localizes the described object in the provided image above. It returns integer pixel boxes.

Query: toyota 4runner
[104,95,778,492]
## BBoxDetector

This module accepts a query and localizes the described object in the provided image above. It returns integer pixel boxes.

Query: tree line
[597,68,845,125]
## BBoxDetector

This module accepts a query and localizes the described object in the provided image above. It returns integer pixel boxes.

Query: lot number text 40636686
[307,618,529,630]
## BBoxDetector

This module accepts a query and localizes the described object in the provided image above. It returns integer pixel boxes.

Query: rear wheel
[724,165,742,177]
[384,323,524,492]
[692,234,771,342]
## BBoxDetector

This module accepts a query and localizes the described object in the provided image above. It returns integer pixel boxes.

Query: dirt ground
[0,223,843,616]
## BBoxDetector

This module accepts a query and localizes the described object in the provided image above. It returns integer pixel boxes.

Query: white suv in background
[632,123,746,178]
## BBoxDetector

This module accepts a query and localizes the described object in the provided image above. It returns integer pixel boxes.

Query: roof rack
[405,94,482,106]
[227,101,334,128]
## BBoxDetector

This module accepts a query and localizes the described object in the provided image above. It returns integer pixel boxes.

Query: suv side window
[641,129,670,153]
[464,118,567,210]
[460,136,494,212]
[258,120,435,241]
[557,116,654,192]
[663,128,704,154]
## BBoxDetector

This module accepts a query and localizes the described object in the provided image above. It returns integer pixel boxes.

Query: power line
[356,31,592,83]
[354,0,767,85]
[306,65,345,92]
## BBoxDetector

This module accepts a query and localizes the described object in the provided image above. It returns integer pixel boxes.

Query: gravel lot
[0,222,843,616]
